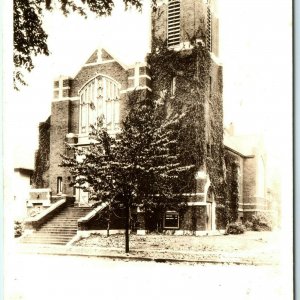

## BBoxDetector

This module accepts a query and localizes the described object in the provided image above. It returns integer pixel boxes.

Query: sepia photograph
[3,0,293,299]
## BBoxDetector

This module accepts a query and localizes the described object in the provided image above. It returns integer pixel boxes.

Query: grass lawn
[74,231,280,264]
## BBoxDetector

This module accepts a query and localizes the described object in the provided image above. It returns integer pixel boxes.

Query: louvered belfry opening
[167,0,181,47]
[206,5,212,52]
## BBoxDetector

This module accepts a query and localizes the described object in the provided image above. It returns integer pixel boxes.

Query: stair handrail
[78,202,108,231]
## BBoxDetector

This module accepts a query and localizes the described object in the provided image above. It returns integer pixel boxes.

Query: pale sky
[7,0,292,176]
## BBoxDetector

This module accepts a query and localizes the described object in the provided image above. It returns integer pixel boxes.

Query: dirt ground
[74,231,280,264]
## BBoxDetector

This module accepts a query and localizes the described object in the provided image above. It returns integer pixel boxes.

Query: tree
[61,92,192,253]
[13,0,145,90]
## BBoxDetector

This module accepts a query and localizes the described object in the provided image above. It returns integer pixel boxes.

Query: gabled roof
[224,133,264,158]
[14,168,33,175]
[83,47,129,70]
[85,48,113,64]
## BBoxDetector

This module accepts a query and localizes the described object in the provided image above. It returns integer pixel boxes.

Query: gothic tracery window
[80,75,120,134]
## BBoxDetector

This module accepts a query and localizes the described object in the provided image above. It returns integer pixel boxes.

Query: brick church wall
[49,100,72,195]
[70,62,129,97]
[243,157,257,207]
[69,100,80,134]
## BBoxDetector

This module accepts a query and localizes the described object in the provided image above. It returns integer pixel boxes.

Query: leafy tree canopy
[60,92,192,251]
[13,0,146,90]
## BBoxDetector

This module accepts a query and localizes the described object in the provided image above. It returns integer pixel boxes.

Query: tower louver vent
[167,0,181,47]
[206,6,212,51]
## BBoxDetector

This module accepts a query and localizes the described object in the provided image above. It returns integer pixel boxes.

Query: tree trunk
[106,218,110,237]
[125,200,130,253]
[107,204,111,237]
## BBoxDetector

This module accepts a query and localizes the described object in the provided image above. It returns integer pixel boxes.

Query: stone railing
[25,196,75,231]
[78,202,108,231]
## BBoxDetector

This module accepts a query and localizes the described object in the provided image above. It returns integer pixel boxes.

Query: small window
[57,177,63,194]
[237,165,241,177]
[207,143,211,156]
[171,76,176,96]
[164,211,179,229]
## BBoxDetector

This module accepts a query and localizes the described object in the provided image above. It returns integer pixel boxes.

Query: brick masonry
[243,157,257,204]
[225,143,269,222]
[49,100,72,195]
[49,49,151,196]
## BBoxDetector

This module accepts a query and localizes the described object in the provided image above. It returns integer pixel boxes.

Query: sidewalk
[14,240,280,266]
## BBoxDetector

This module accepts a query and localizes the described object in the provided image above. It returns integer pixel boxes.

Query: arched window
[80,75,120,134]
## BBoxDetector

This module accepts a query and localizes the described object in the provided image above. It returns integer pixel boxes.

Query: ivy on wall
[149,40,209,191]
[147,37,241,228]
[32,116,51,188]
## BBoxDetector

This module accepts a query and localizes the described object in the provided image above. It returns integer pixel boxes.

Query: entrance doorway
[77,189,89,206]
[206,188,216,231]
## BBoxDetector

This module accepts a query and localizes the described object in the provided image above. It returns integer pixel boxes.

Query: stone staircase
[20,206,92,245]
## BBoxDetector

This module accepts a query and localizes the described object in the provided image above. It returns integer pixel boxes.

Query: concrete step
[22,237,71,244]
[22,235,72,240]
[47,218,79,221]
[20,205,93,245]
[44,218,79,221]
[28,236,74,241]
[70,207,92,210]
[55,213,91,218]
[58,210,92,213]
[50,216,84,218]
[36,233,76,238]
[41,223,78,227]
[38,228,77,235]
[32,232,75,237]
[52,214,91,219]
[22,239,70,245]
[55,211,90,215]
[36,235,76,239]
[45,219,79,222]
[41,224,78,228]
[44,223,78,226]
[55,215,90,219]
[40,228,77,232]
[61,209,91,213]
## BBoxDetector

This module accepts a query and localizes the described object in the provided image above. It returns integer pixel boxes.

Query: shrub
[14,220,24,238]
[225,222,246,235]
[244,220,253,230]
[251,213,272,231]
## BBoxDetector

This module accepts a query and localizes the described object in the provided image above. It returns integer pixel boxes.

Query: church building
[33,0,226,234]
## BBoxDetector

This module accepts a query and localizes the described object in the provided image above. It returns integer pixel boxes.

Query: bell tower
[152,0,219,57]
[149,0,223,232]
